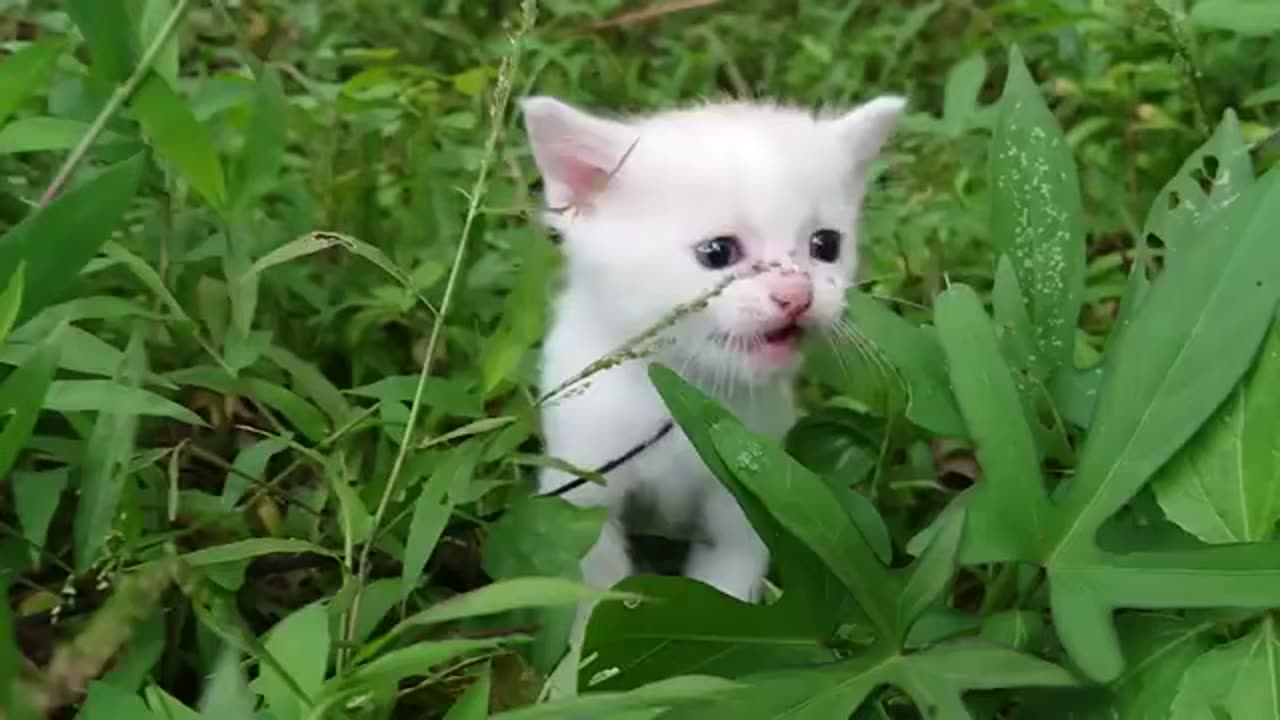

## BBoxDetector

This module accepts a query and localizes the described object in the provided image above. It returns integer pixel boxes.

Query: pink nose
[767,275,813,317]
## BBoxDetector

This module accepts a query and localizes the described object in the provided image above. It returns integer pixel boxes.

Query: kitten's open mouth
[762,323,802,345]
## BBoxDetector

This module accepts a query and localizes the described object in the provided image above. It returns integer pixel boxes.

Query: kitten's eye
[694,235,743,270]
[809,228,842,263]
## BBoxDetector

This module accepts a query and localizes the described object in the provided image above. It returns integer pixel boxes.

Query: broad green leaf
[650,364,860,636]
[482,496,607,581]
[45,380,205,425]
[402,441,483,598]
[482,238,553,392]
[143,686,201,720]
[444,663,492,720]
[0,156,144,322]
[0,117,128,155]
[74,332,144,570]
[67,0,135,83]
[131,74,227,210]
[1170,617,1280,719]
[657,656,890,720]
[582,575,832,692]
[896,504,964,634]
[1055,170,1280,555]
[12,468,69,563]
[180,538,338,567]
[490,676,740,720]
[935,284,1051,563]
[989,45,1086,380]
[810,292,963,437]
[198,648,256,719]
[255,603,328,720]
[0,263,24,344]
[1154,323,1280,543]
[79,681,158,720]
[706,408,900,640]
[137,0,180,84]
[1050,542,1280,682]
[981,609,1044,653]
[231,67,288,213]
[0,328,60,479]
[1107,613,1219,720]
[1143,110,1253,258]
[0,40,65,128]
[942,53,988,135]
[1189,0,1280,34]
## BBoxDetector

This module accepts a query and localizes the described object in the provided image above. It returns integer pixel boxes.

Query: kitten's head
[523,96,904,385]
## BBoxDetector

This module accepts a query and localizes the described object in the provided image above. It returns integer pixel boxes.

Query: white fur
[522,97,904,615]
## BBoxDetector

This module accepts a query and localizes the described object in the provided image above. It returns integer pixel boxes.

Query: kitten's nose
[768,275,813,317]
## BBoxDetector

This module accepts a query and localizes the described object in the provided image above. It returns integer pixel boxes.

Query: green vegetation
[1,0,1279,717]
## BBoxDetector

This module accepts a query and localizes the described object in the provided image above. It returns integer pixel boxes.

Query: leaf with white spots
[989,45,1086,381]
[1143,109,1253,262]
[1153,322,1280,544]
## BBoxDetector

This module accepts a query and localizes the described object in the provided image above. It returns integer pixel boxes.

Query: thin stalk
[338,0,539,672]
[39,0,192,207]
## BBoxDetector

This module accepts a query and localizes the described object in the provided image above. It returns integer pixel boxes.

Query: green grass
[1,0,1279,718]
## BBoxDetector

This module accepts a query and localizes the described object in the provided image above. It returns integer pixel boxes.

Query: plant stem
[38,0,192,207]
[338,0,539,672]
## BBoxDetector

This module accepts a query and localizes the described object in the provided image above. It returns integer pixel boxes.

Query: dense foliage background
[1,0,1279,718]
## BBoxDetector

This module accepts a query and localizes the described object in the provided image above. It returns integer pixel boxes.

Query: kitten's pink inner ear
[522,96,631,208]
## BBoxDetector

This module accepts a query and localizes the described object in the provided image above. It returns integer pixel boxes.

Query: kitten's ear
[521,96,634,209]
[829,95,907,170]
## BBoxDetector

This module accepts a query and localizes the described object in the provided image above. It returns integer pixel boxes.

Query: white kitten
[522,96,904,608]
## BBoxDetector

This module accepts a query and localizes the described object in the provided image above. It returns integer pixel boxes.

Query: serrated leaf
[1143,110,1253,258]
[131,74,227,210]
[1154,322,1280,543]
[989,45,1086,380]
[0,156,144,322]
[1171,617,1280,720]
[0,40,65,128]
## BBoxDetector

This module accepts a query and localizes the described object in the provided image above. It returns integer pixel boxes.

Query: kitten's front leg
[683,486,769,602]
